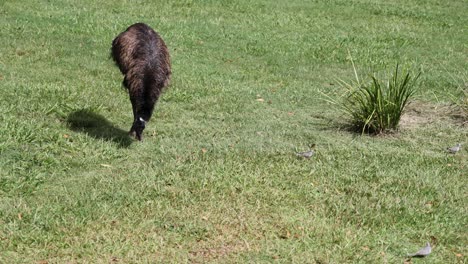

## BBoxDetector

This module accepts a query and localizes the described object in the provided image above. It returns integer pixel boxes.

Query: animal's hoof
[136,133,143,141]
[129,130,143,141]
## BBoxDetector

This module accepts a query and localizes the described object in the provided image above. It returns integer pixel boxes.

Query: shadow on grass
[67,109,132,148]
[309,112,351,131]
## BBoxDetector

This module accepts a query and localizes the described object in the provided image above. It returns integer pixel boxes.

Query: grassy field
[0,0,467,263]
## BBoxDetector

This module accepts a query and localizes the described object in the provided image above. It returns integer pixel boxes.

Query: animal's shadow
[67,109,132,148]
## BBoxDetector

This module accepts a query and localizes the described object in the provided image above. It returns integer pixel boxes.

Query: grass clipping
[335,63,420,134]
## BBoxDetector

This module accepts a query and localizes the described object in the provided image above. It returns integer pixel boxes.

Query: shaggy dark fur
[111,23,171,141]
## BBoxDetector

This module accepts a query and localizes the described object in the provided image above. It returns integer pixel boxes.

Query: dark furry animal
[111,23,171,141]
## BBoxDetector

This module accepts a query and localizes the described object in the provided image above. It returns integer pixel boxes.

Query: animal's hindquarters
[111,23,171,141]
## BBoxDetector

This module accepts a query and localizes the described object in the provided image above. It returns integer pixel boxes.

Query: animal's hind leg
[127,76,146,140]
[128,102,137,138]
[129,94,148,140]
[130,97,155,141]
[131,83,164,141]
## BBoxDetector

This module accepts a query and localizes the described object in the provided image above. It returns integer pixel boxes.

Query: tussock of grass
[447,70,468,125]
[338,63,420,134]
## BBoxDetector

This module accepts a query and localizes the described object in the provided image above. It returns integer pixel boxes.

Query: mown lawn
[0,0,466,263]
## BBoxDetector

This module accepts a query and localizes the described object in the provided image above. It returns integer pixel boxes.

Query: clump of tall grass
[447,71,468,124]
[451,87,468,124]
[334,62,420,134]
[458,89,468,123]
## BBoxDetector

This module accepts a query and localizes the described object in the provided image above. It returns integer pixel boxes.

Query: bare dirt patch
[400,101,467,129]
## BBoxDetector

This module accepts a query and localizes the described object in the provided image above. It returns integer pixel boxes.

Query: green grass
[1,0,467,263]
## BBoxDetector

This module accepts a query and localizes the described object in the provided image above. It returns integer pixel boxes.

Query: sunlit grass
[0,0,467,263]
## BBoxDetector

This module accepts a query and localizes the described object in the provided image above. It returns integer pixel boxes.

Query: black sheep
[111,23,171,141]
